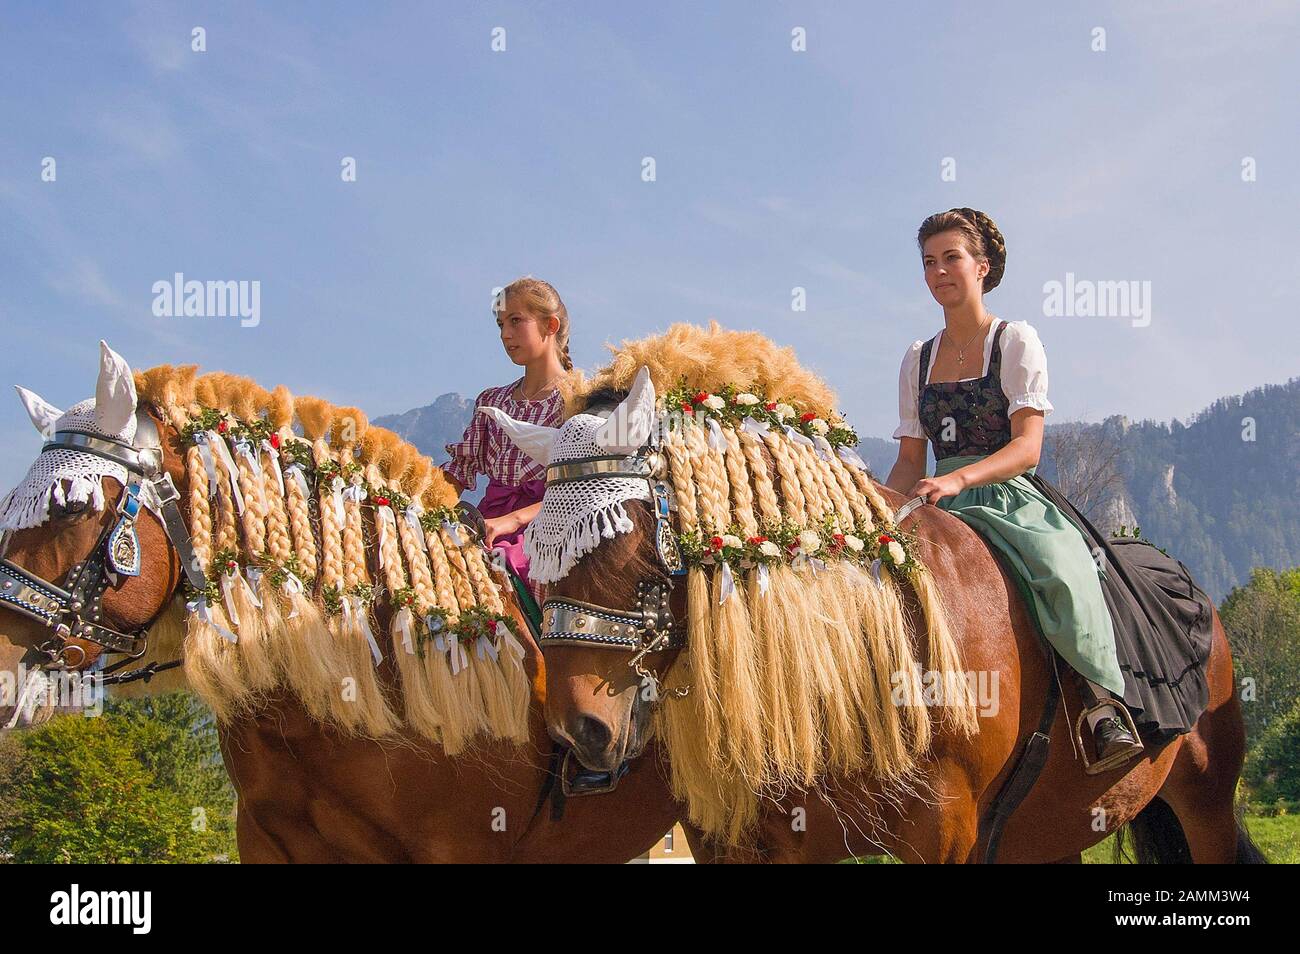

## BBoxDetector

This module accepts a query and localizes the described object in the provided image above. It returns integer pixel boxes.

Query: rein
[0,408,203,675]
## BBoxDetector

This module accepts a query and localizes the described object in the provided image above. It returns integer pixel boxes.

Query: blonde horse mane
[115,364,531,754]
[573,321,978,842]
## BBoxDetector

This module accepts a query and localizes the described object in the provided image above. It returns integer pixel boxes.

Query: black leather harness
[0,408,204,677]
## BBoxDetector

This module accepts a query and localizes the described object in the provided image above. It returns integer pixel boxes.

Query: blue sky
[1,1,1296,489]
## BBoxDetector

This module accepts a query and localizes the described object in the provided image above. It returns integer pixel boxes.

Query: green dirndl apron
[934,453,1125,696]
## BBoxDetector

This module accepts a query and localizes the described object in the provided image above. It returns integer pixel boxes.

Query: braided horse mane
[120,363,530,754]
[571,322,979,841]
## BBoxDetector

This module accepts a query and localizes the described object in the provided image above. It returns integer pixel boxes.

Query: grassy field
[1082,812,1298,864]
[844,811,1298,863]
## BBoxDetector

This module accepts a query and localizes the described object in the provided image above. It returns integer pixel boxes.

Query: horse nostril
[570,715,612,755]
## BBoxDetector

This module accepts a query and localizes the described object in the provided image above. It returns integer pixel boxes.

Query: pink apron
[479,478,547,601]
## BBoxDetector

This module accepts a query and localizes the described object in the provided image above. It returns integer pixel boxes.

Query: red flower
[878,534,893,544]
[372,495,390,507]
[765,401,777,411]
[833,533,846,547]
[269,432,281,449]
[225,560,237,570]
[747,535,768,545]
[800,412,817,423]
[710,535,724,551]
[693,391,710,404]
[680,401,694,415]
[217,420,229,434]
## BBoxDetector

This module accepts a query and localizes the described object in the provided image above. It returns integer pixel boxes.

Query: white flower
[797,529,822,554]
[887,540,907,565]
[759,541,781,558]
[774,403,796,422]
[808,418,829,436]
[734,392,759,406]
[721,534,743,549]
[702,394,725,411]
[844,534,865,552]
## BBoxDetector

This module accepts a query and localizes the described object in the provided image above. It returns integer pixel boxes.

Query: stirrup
[1073,700,1143,775]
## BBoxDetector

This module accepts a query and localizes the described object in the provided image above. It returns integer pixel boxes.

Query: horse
[0,340,680,863]
[486,321,1266,863]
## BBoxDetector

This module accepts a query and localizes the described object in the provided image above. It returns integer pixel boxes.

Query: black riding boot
[1075,673,1144,774]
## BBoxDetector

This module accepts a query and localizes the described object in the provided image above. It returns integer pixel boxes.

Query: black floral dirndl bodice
[917,320,1011,459]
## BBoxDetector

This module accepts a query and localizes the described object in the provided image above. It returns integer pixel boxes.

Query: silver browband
[545,454,655,485]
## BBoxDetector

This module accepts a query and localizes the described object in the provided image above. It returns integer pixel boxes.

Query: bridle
[0,406,204,680]
[537,443,689,697]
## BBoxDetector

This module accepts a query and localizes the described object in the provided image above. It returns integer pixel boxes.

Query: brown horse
[0,344,679,863]
[491,324,1264,864]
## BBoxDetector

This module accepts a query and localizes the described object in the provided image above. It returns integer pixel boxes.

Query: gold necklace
[516,371,561,402]
[950,315,994,368]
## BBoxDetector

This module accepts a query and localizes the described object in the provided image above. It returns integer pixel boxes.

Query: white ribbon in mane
[741,415,771,439]
[233,438,262,480]
[342,595,383,665]
[757,563,771,597]
[837,445,870,472]
[284,462,311,503]
[261,438,285,497]
[494,619,527,664]
[206,430,246,515]
[474,634,498,663]
[719,560,736,605]
[443,520,464,547]
[375,504,395,570]
[812,434,834,462]
[192,432,219,499]
[329,475,345,525]
[393,604,415,654]
[403,503,428,554]
[783,424,815,450]
[186,595,238,643]
[706,416,726,452]
[281,570,305,619]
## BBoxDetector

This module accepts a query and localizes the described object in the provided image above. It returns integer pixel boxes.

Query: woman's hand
[483,512,522,547]
[908,472,967,506]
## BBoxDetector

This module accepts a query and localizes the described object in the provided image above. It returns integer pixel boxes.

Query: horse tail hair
[1234,804,1269,864]
[1113,797,1192,864]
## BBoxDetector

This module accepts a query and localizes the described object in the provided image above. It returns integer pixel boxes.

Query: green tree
[0,692,237,863]
[1221,567,1300,745]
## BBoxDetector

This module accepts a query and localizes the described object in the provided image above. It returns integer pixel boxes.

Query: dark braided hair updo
[917,208,1007,293]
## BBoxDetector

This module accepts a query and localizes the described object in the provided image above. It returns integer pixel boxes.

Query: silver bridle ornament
[0,406,207,670]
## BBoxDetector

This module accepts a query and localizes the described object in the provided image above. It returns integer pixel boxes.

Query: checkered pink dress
[441,377,564,492]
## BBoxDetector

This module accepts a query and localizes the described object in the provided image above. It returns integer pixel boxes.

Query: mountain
[372,392,474,485]
[1038,378,1300,601]
[380,379,1300,602]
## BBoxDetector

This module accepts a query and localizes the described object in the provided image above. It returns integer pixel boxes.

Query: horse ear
[477,406,559,467]
[15,385,63,440]
[594,365,656,455]
[93,339,138,435]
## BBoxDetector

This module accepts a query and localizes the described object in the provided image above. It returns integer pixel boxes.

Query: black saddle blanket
[1025,473,1216,743]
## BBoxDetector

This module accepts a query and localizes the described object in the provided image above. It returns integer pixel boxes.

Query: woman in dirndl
[440,277,572,613]
[886,208,1213,774]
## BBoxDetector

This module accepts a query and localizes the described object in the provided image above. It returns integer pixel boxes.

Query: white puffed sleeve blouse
[893,317,1054,441]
